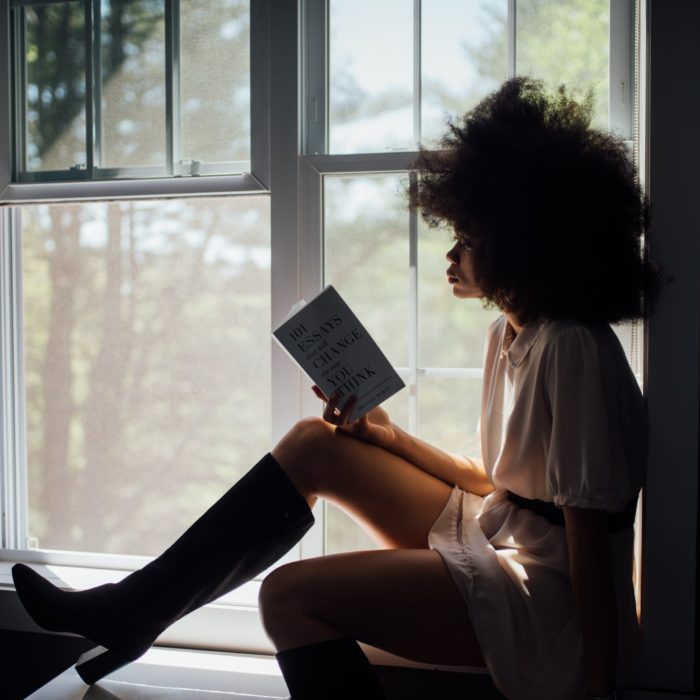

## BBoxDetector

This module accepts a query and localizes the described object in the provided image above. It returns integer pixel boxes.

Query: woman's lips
[447,268,459,283]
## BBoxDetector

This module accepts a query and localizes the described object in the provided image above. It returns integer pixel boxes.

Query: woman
[13,78,660,700]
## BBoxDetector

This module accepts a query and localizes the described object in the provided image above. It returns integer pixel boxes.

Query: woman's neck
[505,312,524,336]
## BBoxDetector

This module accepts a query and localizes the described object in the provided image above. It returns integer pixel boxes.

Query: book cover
[273,285,405,422]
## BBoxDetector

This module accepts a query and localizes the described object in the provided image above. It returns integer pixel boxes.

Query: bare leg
[271,417,455,549]
[264,417,486,667]
[259,548,485,667]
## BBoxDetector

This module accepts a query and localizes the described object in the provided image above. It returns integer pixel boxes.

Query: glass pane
[180,0,250,165]
[421,0,508,147]
[325,503,377,555]
[324,174,409,368]
[329,0,413,153]
[516,0,610,129]
[328,0,508,153]
[324,173,409,555]
[23,2,87,172]
[99,0,166,169]
[418,376,481,457]
[23,196,271,556]
[418,223,501,367]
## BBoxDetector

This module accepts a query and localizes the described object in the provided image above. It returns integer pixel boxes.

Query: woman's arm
[315,386,495,496]
[563,505,618,697]
[386,423,496,497]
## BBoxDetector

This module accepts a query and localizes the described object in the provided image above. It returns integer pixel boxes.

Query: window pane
[325,503,376,555]
[421,0,508,147]
[324,174,409,367]
[23,196,271,557]
[516,0,610,129]
[418,224,501,368]
[180,0,250,165]
[22,2,87,172]
[323,173,409,554]
[418,376,481,457]
[99,0,166,169]
[328,0,508,154]
[329,0,413,153]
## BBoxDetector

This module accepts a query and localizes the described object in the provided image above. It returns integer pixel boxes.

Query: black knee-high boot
[12,453,315,685]
[276,638,386,699]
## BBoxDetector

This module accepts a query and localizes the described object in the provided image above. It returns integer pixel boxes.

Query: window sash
[300,152,490,436]
[304,0,634,157]
[0,0,270,201]
[0,0,634,572]
[8,0,264,183]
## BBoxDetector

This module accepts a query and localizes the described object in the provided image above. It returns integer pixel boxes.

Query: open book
[273,285,405,422]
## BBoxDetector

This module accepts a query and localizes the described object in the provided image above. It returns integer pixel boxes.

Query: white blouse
[428,315,646,699]
[481,316,646,511]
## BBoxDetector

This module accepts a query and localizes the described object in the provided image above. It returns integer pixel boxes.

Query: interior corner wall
[638,0,700,692]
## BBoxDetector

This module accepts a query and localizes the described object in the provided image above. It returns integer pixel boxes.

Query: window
[1,0,650,660]
[11,0,252,181]
[305,0,639,554]
[21,197,270,557]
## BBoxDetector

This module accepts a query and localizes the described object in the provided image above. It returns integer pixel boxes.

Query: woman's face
[446,238,482,299]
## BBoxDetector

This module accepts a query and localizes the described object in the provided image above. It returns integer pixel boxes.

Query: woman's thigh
[259,548,485,668]
[272,418,456,550]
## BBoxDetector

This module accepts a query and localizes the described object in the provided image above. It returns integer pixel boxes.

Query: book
[273,285,406,422]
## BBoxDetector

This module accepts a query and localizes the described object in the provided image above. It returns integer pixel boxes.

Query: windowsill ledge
[0,560,487,674]
[18,641,700,700]
[29,646,291,699]
[1,563,697,699]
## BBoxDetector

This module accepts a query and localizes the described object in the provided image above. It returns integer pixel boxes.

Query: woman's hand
[312,385,397,449]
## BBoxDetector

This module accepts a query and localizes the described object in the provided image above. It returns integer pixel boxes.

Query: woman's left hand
[312,385,397,449]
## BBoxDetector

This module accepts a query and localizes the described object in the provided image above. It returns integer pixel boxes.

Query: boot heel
[75,645,140,685]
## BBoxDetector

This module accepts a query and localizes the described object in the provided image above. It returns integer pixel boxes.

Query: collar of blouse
[500,319,544,368]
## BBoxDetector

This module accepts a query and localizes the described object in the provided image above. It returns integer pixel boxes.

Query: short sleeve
[543,324,635,512]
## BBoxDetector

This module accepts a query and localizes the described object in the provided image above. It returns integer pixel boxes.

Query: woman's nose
[446,242,460,263]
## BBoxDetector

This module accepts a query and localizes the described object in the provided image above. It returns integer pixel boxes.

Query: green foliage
[18,0,250,171]
[472,0,609,128]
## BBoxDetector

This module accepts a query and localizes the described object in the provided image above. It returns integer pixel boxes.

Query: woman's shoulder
[536,319,636,382]
[538,318,612,349]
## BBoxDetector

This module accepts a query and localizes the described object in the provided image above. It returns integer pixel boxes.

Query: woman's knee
[272,417,335,495]
[258,562,309,639]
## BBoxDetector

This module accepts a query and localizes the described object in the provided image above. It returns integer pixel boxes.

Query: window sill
[26,645,291,699]
[0,560,486,674]
[19,641,700,700]
[2,563,696,699]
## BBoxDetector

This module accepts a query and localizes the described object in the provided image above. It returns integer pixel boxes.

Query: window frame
[0,0,292,654]
[9,0,258,182]
[301,0,642,598]
[299,152,489,438]
[304,0,635,155]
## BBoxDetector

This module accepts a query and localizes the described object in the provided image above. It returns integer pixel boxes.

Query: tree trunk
[38,206,81,548]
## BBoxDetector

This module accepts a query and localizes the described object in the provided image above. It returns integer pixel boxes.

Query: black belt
[506,491,639,533]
